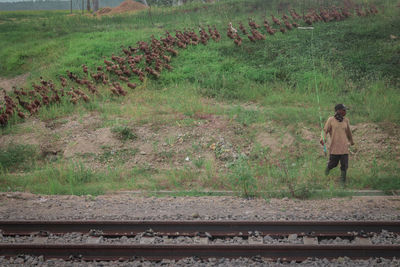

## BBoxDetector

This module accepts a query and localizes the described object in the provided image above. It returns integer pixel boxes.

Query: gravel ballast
[1,193,399,266]
[0,256,399,267]
[1,232,400,245]
[1,193,399,221]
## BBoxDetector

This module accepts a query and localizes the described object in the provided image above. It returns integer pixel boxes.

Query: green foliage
[38,98,77,121]
[0,0,398,124]
[193,157,205,169]
[0,143,38,172]
[252,153,325,199]
[274,159,313,199]
[249,143,270,161]
[111,126,138,141]
[367,175,400,193]
[350,157,400,192]
[0,161,106,195]
[229,155,258,198]
[231,107,265,126]
[0,0,399,197]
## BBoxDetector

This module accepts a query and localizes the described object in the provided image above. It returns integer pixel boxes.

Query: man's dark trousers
[327,154,348,171]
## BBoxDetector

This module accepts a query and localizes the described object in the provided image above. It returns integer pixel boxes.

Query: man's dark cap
[335,104,347,111]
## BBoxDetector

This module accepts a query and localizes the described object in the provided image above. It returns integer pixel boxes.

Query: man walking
[320,104,354,184]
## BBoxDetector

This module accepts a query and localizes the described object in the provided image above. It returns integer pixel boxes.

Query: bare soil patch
[0,113,103,159]
[351,123,400,161]
[0,73,30,93]
[1,110,399,172]
[96,0,148,16]
[0,119,45,147]
[255,131,294,154]
[1,112,281,171]
[63,127,122,158]
[300,127,316,141]
[96,7,112,15]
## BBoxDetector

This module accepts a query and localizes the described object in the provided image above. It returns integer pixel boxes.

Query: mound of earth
[96,7,112,15]
[97,0,148,15]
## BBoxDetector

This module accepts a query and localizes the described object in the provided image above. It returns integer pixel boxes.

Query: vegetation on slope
[0,0,399,197]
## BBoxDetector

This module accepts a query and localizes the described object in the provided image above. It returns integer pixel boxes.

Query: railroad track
[1,220,400,261]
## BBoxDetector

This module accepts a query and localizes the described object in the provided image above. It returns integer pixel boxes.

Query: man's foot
[325,167,330,176]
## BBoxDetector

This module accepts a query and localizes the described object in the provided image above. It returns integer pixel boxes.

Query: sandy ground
[0,192,399,221]
[0,73,29,93]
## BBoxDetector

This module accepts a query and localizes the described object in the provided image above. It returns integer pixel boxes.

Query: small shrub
[229,155,257,198]
[249,143,270,161]
[111,126,138,141]
[193,157,205,169]
[274,159,312,199]
[68,161,95,184]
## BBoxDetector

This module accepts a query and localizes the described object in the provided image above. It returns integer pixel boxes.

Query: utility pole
[87,0,91,12]
[82,0,84,15]
[148,5,154,26]
[70,0,72,14]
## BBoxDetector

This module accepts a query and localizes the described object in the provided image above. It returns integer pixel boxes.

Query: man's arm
[346,119,354,145]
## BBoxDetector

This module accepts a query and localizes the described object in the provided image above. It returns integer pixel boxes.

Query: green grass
[0,161,110,195]
[0,0,399,197]
[111,126,138,141]
[1,1,398,123]
[0,143,39,172]
[1,152,397,197]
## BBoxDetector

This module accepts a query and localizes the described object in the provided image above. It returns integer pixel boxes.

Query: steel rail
[1,221,399,237]
[0,244,399,261]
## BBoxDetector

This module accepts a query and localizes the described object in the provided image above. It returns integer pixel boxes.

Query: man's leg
[340,154,349,184]
[326,154,340,175]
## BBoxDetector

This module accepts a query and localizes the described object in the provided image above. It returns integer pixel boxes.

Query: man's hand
[350,141,355,146]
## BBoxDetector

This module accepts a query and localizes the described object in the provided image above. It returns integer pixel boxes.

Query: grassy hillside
[0,0,399,197]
